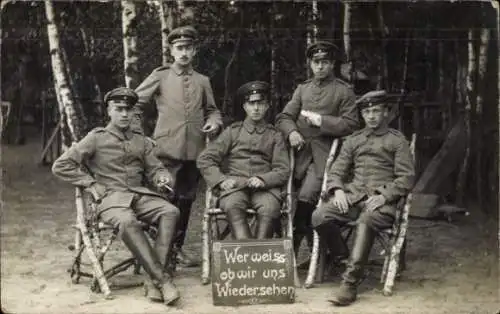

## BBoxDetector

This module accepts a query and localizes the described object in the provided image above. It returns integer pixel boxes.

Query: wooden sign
[211,238,295,306]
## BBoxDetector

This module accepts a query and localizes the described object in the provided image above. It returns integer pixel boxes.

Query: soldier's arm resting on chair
[196,126,233,190]
[323,137,356,213]
[275,85,305,150]
[51,131,106,200]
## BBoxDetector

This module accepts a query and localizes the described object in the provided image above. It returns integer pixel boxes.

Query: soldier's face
[170,41,196,66]
[243,99,269,122]
[107,101,133,129]
[310,59,334,79]
[361,104,388,129]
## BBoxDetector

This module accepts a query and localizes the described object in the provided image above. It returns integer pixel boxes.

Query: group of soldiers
[52,25,415,307]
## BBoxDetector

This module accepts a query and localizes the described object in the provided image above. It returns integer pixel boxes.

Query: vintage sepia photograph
[1,0,498,313]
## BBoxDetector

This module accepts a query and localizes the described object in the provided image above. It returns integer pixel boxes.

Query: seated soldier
[311,90,415,306]
[197,81,290,239]
[52,87,180,306]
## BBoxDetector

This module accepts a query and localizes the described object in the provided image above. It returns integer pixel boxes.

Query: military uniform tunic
[197,119,290,218]
[312,126,415,230]
[134,63,223,161]
[52,124,179,229]
[276,74,359,203]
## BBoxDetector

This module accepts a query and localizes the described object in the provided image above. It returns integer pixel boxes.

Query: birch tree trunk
[475,27,490,211]
[270,2,278,118]
[306,1,318,77]
[377,2,388,90]
[45,0,83,143]
[456,29,476,206]
[307,0,318,46]
[121,0,139,88]
[493,1,500,212]
[159,1,174,66]
[342,2,352,83]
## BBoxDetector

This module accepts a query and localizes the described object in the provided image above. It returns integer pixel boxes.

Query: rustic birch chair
[68,187,173,299]
[305,134,416,296]
[201,149,299,286]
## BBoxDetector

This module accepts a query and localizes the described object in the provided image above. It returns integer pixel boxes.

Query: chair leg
[304,230,320,288]
[383,236,407,296]
[201,213,211,285]
[399,239,407,273]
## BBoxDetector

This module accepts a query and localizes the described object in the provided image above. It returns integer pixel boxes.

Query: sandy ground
[1,139,499,314]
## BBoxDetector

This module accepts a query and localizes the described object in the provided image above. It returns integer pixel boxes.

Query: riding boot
[174,198,199,267]
[145,215,178,302]
[294,201,314,269]
[121,224,180,306]
[226,209,251,240]
[330,223,375,307]
[255,215,275,239]
[315,220,349,261]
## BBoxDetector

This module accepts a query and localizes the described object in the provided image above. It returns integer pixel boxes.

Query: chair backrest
[315,138,340,209]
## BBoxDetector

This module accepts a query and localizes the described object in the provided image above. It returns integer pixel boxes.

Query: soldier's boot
[255,215,275,239]
[121,224,180,306]
[329,223,375,307]
[315,220,349,272]
[226,210,251,240]
[294,201,314,269]
[145,215,179,302]
[174,198,199,267]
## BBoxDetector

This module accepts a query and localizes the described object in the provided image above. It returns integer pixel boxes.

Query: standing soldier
[275,41,359,263]
[311,90,415,306]
[134,26,223,267]
[52,87,180,305]
[197,81,290,239]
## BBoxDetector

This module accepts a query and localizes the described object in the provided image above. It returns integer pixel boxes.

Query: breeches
[219,190,281,220]
[99,194,180,235]
[312,200,396,232]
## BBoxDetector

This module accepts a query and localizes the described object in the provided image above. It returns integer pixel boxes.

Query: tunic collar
[105,123,134,140]
[172,62,194,76]
[312,72,334,86]
[243,118,267,134]
[364,125,389,137]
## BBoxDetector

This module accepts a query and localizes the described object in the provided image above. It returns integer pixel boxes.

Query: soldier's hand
[86,182,107,203]
[289,130,305,150]
[365,194,386,212]
[301,110,322,127]
[220,178,237,191]
[202,122,220,139]
[156,174,174,192]
[246,177,265,189]
[332,189,350,214]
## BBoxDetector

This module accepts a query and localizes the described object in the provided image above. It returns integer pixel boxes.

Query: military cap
[306,41,341,61]
[167,25,198,45]
[237,81,270,103]
[104,87,138,107]
[355,90,388,109]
